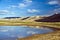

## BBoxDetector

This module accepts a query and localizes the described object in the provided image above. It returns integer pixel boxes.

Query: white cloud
[17,0,32,8]
[49,8,60,14]
[0,10,9,13]
[27,9,39,13]
[18,0,32,8]
[0,10,15,15]
[19,3,26,8]
[11,5,17,8]
[24,0,32,3]
[7,5,17,9]
[7,0,32,8]
[48,1,59,5]
[0,10,9,14]
[53,8,60,13]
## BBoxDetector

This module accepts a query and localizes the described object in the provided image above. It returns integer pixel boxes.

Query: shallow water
[0,26,54,40]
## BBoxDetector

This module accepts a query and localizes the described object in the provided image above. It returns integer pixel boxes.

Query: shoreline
[17,30,60,40]
[0,22,60,28]
[0,21,60,40]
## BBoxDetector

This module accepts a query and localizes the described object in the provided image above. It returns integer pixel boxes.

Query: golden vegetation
[0,19,60,28]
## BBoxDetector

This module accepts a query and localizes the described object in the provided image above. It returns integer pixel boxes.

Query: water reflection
[0,26,53,40]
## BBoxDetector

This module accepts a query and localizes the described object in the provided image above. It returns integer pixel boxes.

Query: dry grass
[0,20,60,28]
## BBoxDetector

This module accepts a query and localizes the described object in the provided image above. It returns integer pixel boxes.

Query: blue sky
[0,0,60,18]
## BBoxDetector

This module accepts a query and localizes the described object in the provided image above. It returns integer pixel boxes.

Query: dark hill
[35,13,60,22]
[4,17,20,19]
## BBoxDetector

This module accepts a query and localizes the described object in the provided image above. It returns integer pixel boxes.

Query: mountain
[35,13,60,22]
[4,17,21,19]
[22,16,43,22]
[3,13,60,22]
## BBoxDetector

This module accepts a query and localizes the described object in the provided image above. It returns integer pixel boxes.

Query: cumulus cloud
[53,8,60,13]
[19,3,26,8]
[27,9,39,13]
[18,0,32,8]
[0,10,15,15]
[49,8,60,14]
[11,5,17,8]
[48,0,60,5]
[23,0,32,3]
[48,1,59,5]
[7,5,17,9]
[7,0,32,8]
[0,10,9,14]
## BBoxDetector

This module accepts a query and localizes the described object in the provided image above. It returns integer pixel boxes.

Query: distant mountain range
[21,16,44,22]
[3,16,43,22]
[4,17,21,19]
[3,13,60,22]
[35,13,60,22]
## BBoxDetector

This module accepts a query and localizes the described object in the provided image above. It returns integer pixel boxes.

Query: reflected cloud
[0,29,8,32]
[27,31,37,34]
[17,35,24,38]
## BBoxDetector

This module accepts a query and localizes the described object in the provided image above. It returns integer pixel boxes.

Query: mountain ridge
[2,13,60,22]
[35,13,60,22]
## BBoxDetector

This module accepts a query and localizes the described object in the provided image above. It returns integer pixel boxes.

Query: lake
[0,26,54,40]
